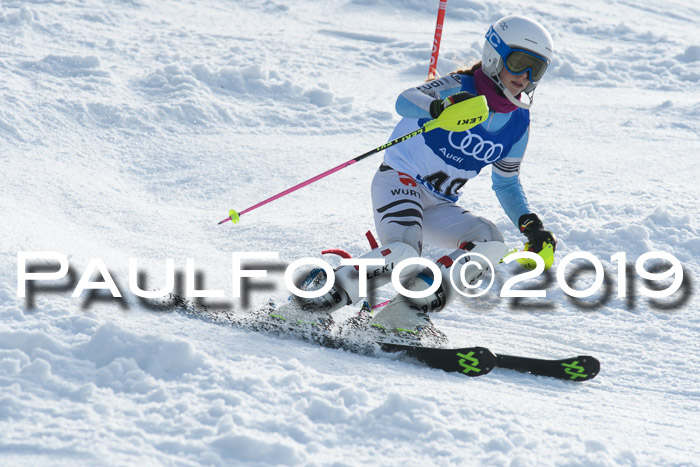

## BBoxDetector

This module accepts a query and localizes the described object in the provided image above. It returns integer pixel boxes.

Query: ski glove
[519,213,557,253]
[429,91,476,118]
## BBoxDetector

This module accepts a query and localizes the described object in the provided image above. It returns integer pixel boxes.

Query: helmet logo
[485,26,501,49]
[500,22,508,31]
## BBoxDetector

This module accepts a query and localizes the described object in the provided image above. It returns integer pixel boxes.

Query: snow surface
[1,0,699,465]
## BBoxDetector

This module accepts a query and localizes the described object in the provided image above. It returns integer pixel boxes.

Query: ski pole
[428,0,448,79]
[219,96,488,225]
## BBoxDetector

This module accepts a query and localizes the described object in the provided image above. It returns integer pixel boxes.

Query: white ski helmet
[482,15,553,109]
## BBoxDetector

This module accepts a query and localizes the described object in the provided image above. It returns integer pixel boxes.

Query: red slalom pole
[428,0,447,79]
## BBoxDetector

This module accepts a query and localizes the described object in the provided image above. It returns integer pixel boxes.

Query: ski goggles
[485,26,550,82]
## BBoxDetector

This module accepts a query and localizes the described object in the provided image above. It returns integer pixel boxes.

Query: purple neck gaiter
[474,67,519,113]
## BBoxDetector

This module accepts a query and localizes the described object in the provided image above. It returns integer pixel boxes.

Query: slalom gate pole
[428,0,447,79]
[219,96,488,225]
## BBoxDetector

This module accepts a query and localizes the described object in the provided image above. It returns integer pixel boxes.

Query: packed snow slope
[1,0,699,465]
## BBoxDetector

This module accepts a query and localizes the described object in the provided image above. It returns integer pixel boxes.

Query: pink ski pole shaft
[219,159,360,224]
[218,126,430,225]
[219,95,489,225]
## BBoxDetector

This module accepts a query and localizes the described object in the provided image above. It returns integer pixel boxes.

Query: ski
[381,344,599,381]
[153,294,600,382]
[495,353,600,382]
[379,343,496,377]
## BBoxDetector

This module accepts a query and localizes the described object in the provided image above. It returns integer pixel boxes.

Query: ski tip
[575,355,600,381]
[378,344,497,377]
[457,346,497,377]
[495,353,601,382]
[560,355,600,382]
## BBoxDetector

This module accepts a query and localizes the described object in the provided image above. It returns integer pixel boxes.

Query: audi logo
[448,130,504,163]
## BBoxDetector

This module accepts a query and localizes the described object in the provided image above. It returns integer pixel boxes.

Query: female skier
[289,15,557,337]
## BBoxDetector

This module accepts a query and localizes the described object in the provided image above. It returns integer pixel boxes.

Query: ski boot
[369,241,508,344]
[273,241,421,321]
